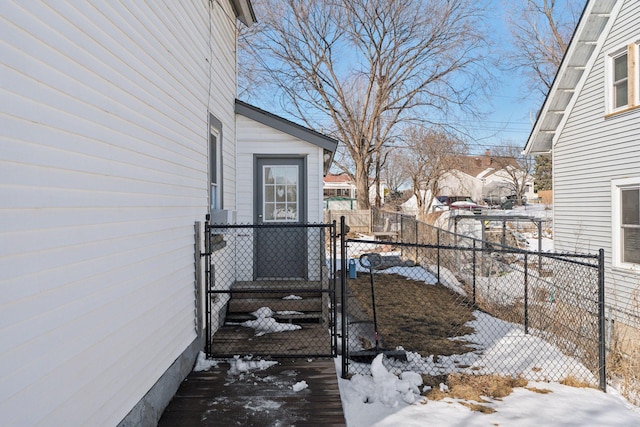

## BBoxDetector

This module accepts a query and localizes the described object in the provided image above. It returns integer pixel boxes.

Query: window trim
[209,113,223,211]
[611,177,640,272]
[605,39,640,115]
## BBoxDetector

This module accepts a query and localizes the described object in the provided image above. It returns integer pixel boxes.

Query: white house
[1,1,255,425]
[525,0,639,345]
[440,151,536,204]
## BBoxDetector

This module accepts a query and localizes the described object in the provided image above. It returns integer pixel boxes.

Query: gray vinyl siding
[0,1,238,425]
[553,0,640,322]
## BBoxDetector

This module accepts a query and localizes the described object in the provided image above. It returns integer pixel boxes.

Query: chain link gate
[203,220,338,359]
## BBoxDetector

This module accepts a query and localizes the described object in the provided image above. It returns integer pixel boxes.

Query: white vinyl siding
[553,0,640,324]
[0,1,238,425]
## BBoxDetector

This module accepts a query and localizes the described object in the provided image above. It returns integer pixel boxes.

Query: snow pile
[283,294,303,300]
[227,356,278,376]
[241,306,302,337]
[292,380,308,392]
[193,351,219,372]
[347,354,423,408]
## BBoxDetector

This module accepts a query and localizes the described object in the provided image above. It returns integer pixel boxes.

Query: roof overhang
[235,100,339,175]
[230,0,256,27]
[524,0,621,155]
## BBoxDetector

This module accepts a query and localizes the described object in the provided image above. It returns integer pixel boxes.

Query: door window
[263,165,298,222]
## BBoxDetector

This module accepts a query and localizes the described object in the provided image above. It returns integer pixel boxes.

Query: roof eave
[524,0,621,155]
[231,0,256,26]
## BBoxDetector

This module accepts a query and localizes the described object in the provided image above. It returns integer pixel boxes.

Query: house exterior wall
[0,1,239,425]
[235,114,325,281]
[552,0,640,324]
[438,171,483,202]
[236,115,324,224]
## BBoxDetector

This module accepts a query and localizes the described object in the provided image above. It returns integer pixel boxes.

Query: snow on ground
[336,354,640,427]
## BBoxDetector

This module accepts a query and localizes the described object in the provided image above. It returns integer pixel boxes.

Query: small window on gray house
[621,186,640,264]
[613,52,628,109]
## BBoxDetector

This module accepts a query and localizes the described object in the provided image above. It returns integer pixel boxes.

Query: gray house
[525,0,640,352]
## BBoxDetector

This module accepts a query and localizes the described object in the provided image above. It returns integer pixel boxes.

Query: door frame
[253,155,308,280]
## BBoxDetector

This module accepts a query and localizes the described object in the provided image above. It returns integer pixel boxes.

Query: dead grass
[348,272,476,356]
[526,386,553,394]
[559,375,595,389]
[424,374,528,413]
[607,318,640,406]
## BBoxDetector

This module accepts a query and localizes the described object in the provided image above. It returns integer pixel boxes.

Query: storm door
[254,157,307,279]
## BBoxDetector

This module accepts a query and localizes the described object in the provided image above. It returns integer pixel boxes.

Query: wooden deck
[158,358,346,426]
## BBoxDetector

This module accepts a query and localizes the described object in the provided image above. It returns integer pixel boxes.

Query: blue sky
[241,0,569,156]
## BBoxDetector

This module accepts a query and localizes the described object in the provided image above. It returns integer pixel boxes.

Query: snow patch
[292,381,308,392]
[193,351,218,372]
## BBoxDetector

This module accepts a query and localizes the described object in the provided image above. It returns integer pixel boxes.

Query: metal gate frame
[203,219,338,359]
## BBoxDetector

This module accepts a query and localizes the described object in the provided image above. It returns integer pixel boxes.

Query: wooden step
[227,297,323,314]
[225,311,324,324]
[231,281,326,299]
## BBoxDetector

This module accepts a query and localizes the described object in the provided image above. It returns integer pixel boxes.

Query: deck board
[158,358,346,426]
[210,324,333,357]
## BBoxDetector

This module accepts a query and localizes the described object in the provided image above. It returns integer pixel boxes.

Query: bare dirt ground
[347,272,476,357]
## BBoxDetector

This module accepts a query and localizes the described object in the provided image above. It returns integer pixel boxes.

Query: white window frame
[605,39,640,114]
[209,114,223,211]
[611,177,640,272]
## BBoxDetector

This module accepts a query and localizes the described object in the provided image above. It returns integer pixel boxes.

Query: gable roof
[452,151,519,179]
[524,0,623,154]
[235,99,339,153]
[235,100,338,175]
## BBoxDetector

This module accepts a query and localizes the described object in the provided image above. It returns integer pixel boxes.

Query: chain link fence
[204,222,337,358]
[339,216,606,391]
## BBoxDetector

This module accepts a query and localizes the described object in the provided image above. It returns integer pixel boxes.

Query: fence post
[598,248,607,392]
[537,221,543,272]
[332,220,338,356]
[340,216,349,379]
[204,215,212,356]
[436,229,441,284]
[472,239,477,305]
[415,219,419,261]
[524,252,529,335]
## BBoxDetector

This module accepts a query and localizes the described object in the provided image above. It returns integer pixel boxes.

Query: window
[613,51,628,109]
[209,114,222,211]
[612,178,640,269]
[607,41,640,114]
[262,165,298,222]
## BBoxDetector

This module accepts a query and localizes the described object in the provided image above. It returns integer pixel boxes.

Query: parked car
[436,196,485,213]
[483,194,527,210]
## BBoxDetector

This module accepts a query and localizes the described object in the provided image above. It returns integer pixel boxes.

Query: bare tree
[490,144,535,205]
[402,127,467,218]
[240,0,491,209]
[505,0,585,98]
[383,150,408,195]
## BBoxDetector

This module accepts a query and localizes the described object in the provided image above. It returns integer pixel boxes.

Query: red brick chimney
[484,149,491,167]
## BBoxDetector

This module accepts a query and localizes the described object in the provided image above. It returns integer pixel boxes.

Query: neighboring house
[324,173,357,199]
[1,1,257,425]
[322,173,386,208]
[439,151,536,204]
[525,0,639,344]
